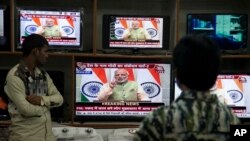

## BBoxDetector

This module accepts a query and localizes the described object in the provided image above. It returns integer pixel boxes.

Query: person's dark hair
[173,34,221,91]
[22,34,49,57]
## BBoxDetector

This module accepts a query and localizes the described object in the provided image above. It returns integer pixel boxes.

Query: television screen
[0,6,10,50]
[0,8,4,37]
[74,62,172,121]
[174,73,250,119]
[16,7,83,51]
[187,14,248,51]
[103,15,170,52]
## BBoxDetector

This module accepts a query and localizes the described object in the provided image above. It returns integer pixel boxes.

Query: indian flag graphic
[114,18,161,40]
[79,68,107,102]
[216,75,245,106]
[136,68,162,102]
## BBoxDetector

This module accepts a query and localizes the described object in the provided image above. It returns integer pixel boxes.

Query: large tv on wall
[102,15,170,54]
[174,73,250,122]
[16,7,84,52]
[74,58,172,121]
[187,13,248,53]
[0,5,10,51]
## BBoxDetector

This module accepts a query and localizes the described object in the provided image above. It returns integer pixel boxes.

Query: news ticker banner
[110,41,161,48]
[21,36,78,46]
[231,106,250,118]
[75,102,164,116]
[230,125,250,140]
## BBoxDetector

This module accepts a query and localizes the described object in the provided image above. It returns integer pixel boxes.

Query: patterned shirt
[134,90,240,141]
[4,60,64,141]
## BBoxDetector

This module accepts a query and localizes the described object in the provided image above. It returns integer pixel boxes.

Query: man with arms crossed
[4,34,64,141]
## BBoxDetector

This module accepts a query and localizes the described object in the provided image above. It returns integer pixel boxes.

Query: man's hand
[109,80,117,89]
[26,94,42,106]
[137,93,150,101]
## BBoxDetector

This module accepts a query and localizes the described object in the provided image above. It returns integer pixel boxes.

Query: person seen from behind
[134,34,240,141]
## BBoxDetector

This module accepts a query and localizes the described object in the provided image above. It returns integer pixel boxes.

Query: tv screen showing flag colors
[103,15,170,50]
[74,62,171,119]
[18,8,82,50]
[174,74,250,118]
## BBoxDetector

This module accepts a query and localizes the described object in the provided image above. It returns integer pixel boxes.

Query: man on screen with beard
[122,20,151,41]
[97,68,150,101]
[36,18,67,38]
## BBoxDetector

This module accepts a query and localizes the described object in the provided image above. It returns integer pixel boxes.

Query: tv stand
[132,48,139,54]
[221,49,249,55]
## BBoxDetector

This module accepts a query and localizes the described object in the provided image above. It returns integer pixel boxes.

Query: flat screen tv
[187,13,248,53]
[0,5,10,51]
[0,7,4,42]
[0,69,10,120]
[103,15,170,54]
[16,7,84,52]
[74,60,172,121]
[174,73,250,121]
[46,71,65,122]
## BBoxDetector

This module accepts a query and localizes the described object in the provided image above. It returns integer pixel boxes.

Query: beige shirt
[4,64,64,141]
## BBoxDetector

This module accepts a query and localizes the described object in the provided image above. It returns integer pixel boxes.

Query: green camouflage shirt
[134,90,240,141]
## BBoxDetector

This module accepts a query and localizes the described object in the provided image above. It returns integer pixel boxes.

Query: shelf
[67,122,140,129]
[0,121,10,127]
[222,54,250,59]
[193,27,214,30]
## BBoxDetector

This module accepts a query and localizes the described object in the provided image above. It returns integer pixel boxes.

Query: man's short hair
[173,34,221,91]
[22,34,49,57]
[115,69,129,75]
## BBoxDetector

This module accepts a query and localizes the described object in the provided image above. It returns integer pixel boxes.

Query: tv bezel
[73,57,173,122]
[186,13,248,52]
[15,6,84,52]
[102,14,170,52]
